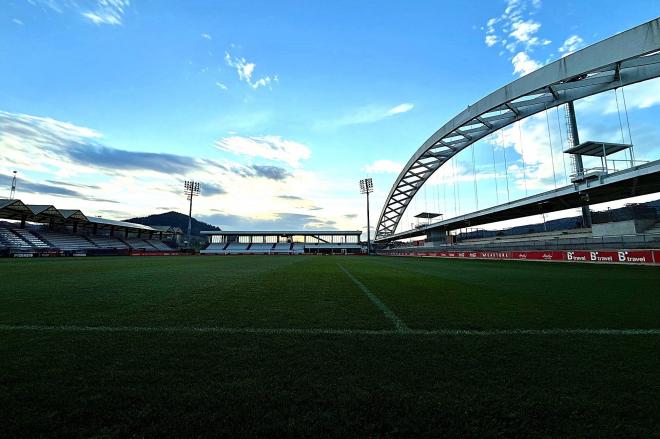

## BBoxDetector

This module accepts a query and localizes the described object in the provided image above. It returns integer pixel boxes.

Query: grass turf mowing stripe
[1,324,660,336]
[338,264,411,333]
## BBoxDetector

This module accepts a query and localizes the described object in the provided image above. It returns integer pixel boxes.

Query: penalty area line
[0,325,659,336]
[338,264,411,333]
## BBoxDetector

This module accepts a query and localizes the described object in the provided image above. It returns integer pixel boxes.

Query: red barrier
[383,249,659,265]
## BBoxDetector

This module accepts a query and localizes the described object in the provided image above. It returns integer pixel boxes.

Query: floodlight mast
[359,178,373,255]
[9,171,17,200]
[184,180,200,245]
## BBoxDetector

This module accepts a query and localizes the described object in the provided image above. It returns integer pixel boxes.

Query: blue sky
[1,0,659,233]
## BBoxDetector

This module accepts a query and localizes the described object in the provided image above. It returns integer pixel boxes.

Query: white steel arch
[376,18,660,239]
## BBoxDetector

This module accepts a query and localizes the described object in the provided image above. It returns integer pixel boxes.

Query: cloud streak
[315,103,414,129]
[198,212,337,231]
[1,174,117,202]
[216,135,311,168]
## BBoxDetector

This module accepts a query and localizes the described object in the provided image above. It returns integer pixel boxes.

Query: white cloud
[485,35,498,47]
[1,110,366,232]
[215,135,311,168]
[558,35,584,55]
[316,103,414,129]
[26,0,130,25]
[12,18,24,25]
[509,19,541,44]
[363,160,404,174]
[81,0,130,26]
[215,82,228,90]
[224,51,278,90]
[387,103,414,115]
[482,0,550,77]
[511,51,542,76]
[201,33,212,40]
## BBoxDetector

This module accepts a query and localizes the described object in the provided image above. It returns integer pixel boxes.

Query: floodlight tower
[359,178,373,255]
[9,171,17,199]
[184,180,200,245]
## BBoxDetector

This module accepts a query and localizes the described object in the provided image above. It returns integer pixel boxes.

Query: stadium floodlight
[359,178,373,255]
[184,180,201,245]
[9,171,17,200]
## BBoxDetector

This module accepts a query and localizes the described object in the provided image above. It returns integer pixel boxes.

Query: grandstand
[380,199,660,255]
[201,230,363,255]
[0,199,180,256]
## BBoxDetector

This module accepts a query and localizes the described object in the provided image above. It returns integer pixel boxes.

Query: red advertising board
[384,249,659,265]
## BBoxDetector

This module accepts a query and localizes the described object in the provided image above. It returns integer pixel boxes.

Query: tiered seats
[645,222,660,235]
[201,243,226,254]
[273,243,293,254]
[37,230,95,250]
[247,243,275,253]
[291,243,305,254]
[224,243,249,254]
[307,243,361,249]
[12,229,50,249]
[122,238,154,249]
[146,240,172,251]
[87,235,128,249]
[469,231,592,244]
[0,227,32,249]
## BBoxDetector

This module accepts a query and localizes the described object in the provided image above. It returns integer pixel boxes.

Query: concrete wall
[592,219,656,237]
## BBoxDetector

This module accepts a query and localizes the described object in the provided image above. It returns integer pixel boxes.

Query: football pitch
[1,255,659,437]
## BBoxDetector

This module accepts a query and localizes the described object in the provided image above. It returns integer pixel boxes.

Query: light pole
[184,180,200,246]
[359,178,373,255]
[9,171,17,199]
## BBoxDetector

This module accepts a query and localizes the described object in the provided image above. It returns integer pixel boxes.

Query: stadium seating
[87,235,128,249]
[246,243,275,254]
[12,229,50,249]
[272,243,293,254]
[223,243,249,254]
[146,240,173,251]
[122,238,155,249]
[305,243,361,251]
[645,221,660,235]
[0,222,176,253]
[35,230,94,250]
[201,243,226,253]
[0,227,32,249]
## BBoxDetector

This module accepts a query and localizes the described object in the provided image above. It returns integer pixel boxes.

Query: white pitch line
[0,324,659,336]
[338,264,412,333]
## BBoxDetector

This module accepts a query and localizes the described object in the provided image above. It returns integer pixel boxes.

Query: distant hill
[125,211,221,237]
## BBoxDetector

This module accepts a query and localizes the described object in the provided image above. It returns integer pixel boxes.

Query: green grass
[1,255,659,437]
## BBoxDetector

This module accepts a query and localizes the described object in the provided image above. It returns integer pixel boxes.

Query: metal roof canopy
[26,205,64,222]
[87,216,154,231]
[564,141,632,157]
[414,212,442,219]
[0,199,31,219]
[59,209,88,222]
[201,230,361,236]
[375,18,660,239]
[0,199,164,235]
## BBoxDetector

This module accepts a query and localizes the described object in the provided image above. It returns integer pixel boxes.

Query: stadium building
[0,199,180,257]
[201,230,363,255]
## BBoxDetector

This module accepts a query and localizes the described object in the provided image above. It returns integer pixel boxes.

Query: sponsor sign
[384,249,658,265]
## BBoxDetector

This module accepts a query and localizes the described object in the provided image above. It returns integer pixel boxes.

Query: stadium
[2,6,660,438]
